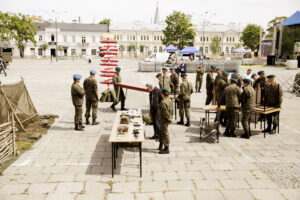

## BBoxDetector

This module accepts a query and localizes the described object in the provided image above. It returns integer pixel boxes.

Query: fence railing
[0,114,16,165]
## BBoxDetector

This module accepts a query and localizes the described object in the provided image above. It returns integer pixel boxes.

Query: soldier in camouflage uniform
[158,88,173,154]
[223,78,241,137]
[240,78,255,139]
[263,75,283,134]
[110,67,127,111]
[177,73,193,127]
[83,70,99,125]
[71,74,85,131]
[161,67,173,92]
[214,68,222,106]
[169,67,179,94]
[216,71,229,126]
[253,71,267,105]
[232,68,243,87]
[205,65,216,105]
[195,64,205,93]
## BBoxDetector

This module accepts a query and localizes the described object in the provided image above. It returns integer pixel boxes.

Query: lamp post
[199,11,216,58]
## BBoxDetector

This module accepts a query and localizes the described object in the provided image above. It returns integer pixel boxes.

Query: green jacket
[160,74,173,92]
[196,66,204,79]
[224,84,241,108]
[83,76,98,100]
[170,73,179,94]
[253,76,267,89]
[206,71,214,90]
[112,73,122,100]
[241,85,255,111]
[159,97,173,122]
[71,82,84,106]
[265,82,282,107]
[214,74,221,87]
[179,80,193,101]
[216,77,229,106]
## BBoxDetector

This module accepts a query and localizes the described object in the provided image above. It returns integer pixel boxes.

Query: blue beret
[231,74,238,79]
[90,70,97,75]
[170,67,174,70]
[243,78,251,83]
[210,65,216,69]
[115,67,121,71]
[216,68,221,71]
[73,74,81,79]
[232,68,238,72]
[162,88,169,93]
[267,74,275,78]
[222,71,229,77]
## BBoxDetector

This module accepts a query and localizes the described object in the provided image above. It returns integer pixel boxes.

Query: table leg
[208,111,210,125]
[112,143,114,178]
[114,143,117,169]
[174,101,177,120]
[254,113,257,129]
[264,114,266,138]
[139,143,142,178]
[278,112,280,134]
[115,143,118,159]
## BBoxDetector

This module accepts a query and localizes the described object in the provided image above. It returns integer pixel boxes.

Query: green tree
[40,43,49,57]
[0,12,13,41]
[99,18,111,25]
[57,45,64,56]
[240,24,261,51]
[139,45,145,53]
[281,26,300,58]
[210,36,220,55]
[266,16,287,38]
[162,11,196,50]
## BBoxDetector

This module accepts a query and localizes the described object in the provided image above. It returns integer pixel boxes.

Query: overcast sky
[1,0,299,28]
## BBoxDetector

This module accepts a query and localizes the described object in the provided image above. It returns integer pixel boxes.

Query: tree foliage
[162,11,196,50]
[210,36,220,55]
[99,18,111,25]
[240,24,261,51]
[0,12,37,58]
[281,26,300,58]
[266,16,287,38]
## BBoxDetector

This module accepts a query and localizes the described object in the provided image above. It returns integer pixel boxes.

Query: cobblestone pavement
[0,59,299,200]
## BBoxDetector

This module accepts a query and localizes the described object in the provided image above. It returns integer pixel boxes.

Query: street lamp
[199,11,216,58]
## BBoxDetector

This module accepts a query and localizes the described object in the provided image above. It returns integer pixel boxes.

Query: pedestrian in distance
[195,64,205,93]
[205,65,216,105]
[110,67,127,111]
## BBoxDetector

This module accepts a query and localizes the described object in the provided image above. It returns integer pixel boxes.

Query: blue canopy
[163,45,178,51]
[281,11,300,26]
[179,46,200,54]
[232,47,251,54]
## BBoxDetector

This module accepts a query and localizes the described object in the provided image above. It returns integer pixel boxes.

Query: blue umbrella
[163,45,179,51]
[281,11,300,26]
[179,46,200,54]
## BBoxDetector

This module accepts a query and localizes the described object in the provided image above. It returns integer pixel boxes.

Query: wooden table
[109,110,145,178]
[252,106,283,138]
[203,105,226,125]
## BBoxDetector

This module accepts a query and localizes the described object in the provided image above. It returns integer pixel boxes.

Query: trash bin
[267,55,276,65]
[297,56,300,68]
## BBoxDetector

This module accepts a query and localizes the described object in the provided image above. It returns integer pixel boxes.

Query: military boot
[92,118,100,125]
[185,120,191,127]
[262,123,271,133]
[177,118,184,125]
[86,118,90,125]
[157,142,163,151]
[121,106,128,111]
[229,130,237,137]
[159,146,169,154]
[270,125,277,134]
[75,123,84,131]
[110,104,117,112]
[79,122,85,128]
[223,128,230,137]
[241,131,249,139]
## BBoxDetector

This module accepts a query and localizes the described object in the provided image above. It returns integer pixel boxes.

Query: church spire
[154,1,159,24]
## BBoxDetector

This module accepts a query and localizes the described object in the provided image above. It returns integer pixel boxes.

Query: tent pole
[21,78,38,114]
[11,112,16,155]
[0,86,26,132]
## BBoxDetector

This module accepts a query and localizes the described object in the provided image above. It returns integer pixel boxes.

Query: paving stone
[220,179,251,189]
[221,189,255,200]
[246,179,279,189]
[250,189,285,200]
[177,171,204,180]
[55,182,84,193]
[45,193,76,200]
[194,190,225,200]
[165,191,194,200]
[28,183,57,194]
[107,193,135,200]
[135,192,165,200]
[112,181,139,193]
[202,171,229,179]
[167,180,195,191]
[25,193,47,200]
[210,163,235,171]
[140,181,167,193]
[226,171,256,179]
[153,172,179,181]
[194,180,223,189]
[0,183,29,194]
[85,181,109,194]
[278,189,300,200]
[75,193,105,200]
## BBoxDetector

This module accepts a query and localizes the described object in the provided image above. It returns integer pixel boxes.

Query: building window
[64,36,67,42]
[207,37,209,42]
[30,48,35,55]
[154,46,157,53]
[72,36,75,43]
[159,46,162,52]
[226,37,228,42]
[226,47,229,54]
[51,34,55,42]
[160,36,163,40]
[91,49,96,55]
[200,47,203,52]
[147,36,149,41]
[92,36,96,43]
[38,48,43,56]
[82,49,86,55]
[39,36,42,42]
[71,49,76,55]
[231,47,234,53]
[232,37,235,42]
[82,37,86,43]
[205,47,208,54]
[133,36,135,40]
[140,36,143,41]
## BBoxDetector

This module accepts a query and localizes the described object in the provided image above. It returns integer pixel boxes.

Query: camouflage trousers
[159,119,170,146]
[178,99,191,122]
[267,112,279,126]
[226,107,239,132]
[205,88,213,105]
[85,100,98,119]
[242,110,251,133]
[74,105,83,124]
[195,78,203,91]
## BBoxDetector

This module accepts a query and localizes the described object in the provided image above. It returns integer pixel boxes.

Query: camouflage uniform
[236,74,243,87]
[160,74,173,92]
[216,77,229,125]
[83,76,98,120]
[170,73,179,94]
[178,80,193,124]
[195,66,204,92]
[205,71,214,105]
[71,82,84,124]
[241,84,255,136]
[253,76,267,105]
[224,84,241,136]
[111,73,126,109]
[159,96,173,147]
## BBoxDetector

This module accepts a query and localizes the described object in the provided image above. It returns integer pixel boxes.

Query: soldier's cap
[180,73,187,77]
[90,70,97,75]
[247,68,252,71]
[73,74,82,79]
[230,78,238,83]
[222,71,229,77]
[232,68,238,72]
[169,67,174,70]
[267,74,276,78]
[243,78,251,83]
[115,67,121,71]
[216,68,221,71]
[162,67,168,71]
[257,70,265,75]
[210,65,216,69]
[251,73,257,78]
[156,73,162,78]
[161,88,169,93]
[146,83,153,87]
[231,73,238,79]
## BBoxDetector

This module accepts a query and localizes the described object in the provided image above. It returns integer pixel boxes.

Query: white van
[144,52,170,62]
